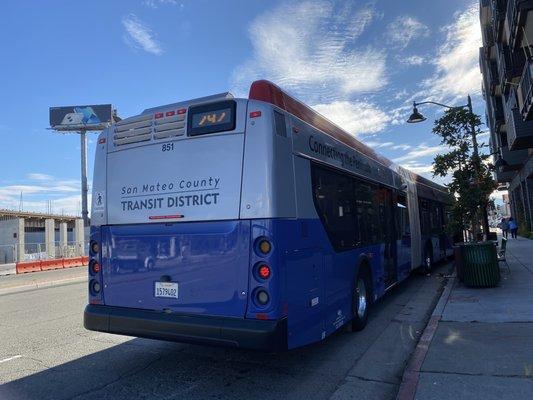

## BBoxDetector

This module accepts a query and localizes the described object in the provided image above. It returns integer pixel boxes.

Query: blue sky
[0,0,489,215]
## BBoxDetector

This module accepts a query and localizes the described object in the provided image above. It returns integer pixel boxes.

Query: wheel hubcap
[356,278,367,318]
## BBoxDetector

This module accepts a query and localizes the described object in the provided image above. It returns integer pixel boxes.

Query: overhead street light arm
[412,100,468,110]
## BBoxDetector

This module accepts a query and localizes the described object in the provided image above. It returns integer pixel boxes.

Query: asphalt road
[0,265,450,400]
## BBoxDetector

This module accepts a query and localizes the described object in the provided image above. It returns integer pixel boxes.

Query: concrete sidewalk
[414,237,533,399]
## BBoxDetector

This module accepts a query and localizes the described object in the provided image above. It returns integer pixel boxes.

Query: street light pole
[407,95,492,239]
[466,95,490,239]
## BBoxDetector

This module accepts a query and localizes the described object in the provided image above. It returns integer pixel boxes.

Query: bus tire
[350,266,371,332]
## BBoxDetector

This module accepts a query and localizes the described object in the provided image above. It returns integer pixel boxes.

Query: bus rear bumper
[84,304,288,351]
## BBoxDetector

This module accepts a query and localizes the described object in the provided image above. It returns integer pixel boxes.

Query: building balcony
[517,58,533,119]
[494,168,517,183]
[481,0,492,27]
[490,95,506,131]
[492,0,508,42]
[505,88,533,148]
[483,25,495,48]
[501,143,529,169]
[506,0,533,50]
[496,42,527,93]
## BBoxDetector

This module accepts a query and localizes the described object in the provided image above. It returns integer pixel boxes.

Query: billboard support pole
[80,130,89,227]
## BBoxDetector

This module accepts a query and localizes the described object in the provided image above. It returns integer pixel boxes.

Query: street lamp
[406,95,494,238]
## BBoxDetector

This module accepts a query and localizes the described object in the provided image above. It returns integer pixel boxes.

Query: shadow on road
[1,266,447,400]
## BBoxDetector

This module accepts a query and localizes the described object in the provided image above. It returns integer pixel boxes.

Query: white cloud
[142,0,181,8]
[312,100,390,136]
[422,4,481,100]
[399,55,427,66]
[231,1,386,102]
[392,144,411,151]
[122,14,163,55]
[0,176,83,216]
[27,173,54,181]
[386,16,429,49]
[392,144,447,163]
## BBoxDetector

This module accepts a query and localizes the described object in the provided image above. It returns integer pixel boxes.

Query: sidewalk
[414,237,533,399]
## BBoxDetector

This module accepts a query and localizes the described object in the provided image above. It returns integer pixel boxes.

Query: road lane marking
[0,355,22,363]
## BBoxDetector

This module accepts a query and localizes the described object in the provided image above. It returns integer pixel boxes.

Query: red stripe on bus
[148,215,184,220]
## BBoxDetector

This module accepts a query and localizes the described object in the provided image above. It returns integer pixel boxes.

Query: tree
[431,108,496,241]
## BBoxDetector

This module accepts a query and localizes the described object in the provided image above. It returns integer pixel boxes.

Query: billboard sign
[50,104,113,131]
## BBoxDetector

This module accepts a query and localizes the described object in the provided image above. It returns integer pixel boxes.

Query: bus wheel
[351,268,370,331]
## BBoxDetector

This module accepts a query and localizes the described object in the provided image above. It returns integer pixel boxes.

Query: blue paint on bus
[88,217,416,349]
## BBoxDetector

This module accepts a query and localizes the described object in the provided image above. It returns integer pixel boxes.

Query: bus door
[378,187,396,287]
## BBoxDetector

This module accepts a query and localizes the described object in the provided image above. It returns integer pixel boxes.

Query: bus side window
[397,195,410,239]
[273,110,287,137]
[354,181,380,246]
[311,165,357,251]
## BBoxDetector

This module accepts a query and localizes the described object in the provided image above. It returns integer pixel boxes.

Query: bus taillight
[255,289,270,306]
[90,260,100,274]
[257,264,271,279]
[90,241,99,254]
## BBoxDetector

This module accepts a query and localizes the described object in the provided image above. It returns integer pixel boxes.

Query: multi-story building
[479,0,533,233]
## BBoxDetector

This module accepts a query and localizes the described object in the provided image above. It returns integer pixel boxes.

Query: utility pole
[80,130,89,227]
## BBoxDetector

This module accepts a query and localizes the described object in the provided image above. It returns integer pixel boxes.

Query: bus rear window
[188,100,236,136]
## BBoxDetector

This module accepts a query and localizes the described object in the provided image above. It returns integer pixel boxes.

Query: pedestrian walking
[508,217,518,239]
[500,218,509,239]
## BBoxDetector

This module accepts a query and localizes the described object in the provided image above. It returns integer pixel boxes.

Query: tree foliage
[431,108,496,239]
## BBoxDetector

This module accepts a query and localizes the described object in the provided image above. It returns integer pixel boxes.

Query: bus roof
[248,80,450,201]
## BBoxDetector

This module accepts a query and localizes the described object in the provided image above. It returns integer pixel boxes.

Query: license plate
[154,282,179,299]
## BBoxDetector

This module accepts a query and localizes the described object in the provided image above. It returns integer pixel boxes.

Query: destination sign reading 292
[187,100,236,136]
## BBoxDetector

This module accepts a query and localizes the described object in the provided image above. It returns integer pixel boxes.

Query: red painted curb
[396,276,455,400]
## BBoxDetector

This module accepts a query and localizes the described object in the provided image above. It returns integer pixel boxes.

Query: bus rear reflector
[148,214,184,220]
[249,110,261,118]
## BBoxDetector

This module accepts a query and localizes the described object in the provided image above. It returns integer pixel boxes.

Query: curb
[395,274,456,400]
[0,275,87,296]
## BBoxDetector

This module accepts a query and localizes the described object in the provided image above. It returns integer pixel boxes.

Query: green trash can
[460,242,500,288]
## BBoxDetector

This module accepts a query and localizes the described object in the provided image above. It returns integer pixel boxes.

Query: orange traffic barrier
[40,259,64,271]
[16,261,42,274]
[63,257,83,268]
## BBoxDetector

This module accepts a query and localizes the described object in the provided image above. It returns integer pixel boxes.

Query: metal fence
[0,244,16,265]
[0,241,87,264]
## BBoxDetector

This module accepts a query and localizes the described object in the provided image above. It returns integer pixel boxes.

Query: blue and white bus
[84,80,453,351]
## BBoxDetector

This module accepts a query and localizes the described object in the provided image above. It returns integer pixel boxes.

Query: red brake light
[177,108,187,115]
[165,110,176,117]
[91,261,100,274]
[249,110,261,118]
[258,264,271,279]
[155,112,164,119]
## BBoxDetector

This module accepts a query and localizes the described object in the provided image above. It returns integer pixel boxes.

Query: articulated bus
[84,80,453,351]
